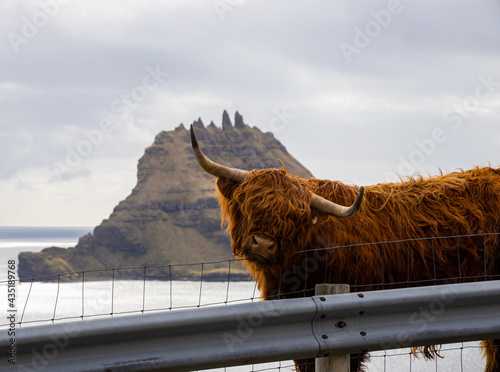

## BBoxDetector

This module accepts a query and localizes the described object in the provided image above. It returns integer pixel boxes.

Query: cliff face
[18,111,313,280]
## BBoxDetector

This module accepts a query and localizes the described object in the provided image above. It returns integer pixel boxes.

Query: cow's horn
[310,186,364,218]
[190,125,248,183]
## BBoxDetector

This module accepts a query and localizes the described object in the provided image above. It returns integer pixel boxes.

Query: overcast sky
[1,0,500,226]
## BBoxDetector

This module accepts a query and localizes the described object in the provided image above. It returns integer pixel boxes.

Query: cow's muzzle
[241,234,278,264]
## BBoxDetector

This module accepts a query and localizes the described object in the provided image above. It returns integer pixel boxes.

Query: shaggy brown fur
[215,166,500,372]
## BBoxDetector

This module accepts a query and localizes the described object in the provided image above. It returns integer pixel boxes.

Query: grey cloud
[1,0,499,216]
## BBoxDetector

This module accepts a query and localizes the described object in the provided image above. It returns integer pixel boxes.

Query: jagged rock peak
[175,123,186,131]
[208,121,217,129]
[222,110,232,130]
[234,111,245,129]
[193,118,204,129]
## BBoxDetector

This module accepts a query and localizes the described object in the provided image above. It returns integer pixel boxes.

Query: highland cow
[191,125,500,372]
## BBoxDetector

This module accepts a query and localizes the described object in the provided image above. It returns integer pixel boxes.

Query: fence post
[315,284,350,372]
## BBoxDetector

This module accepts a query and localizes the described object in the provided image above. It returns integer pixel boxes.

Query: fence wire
[1,259,262,327]
[1,232,499,371]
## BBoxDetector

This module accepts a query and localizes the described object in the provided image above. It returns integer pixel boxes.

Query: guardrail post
[315,284,350,372]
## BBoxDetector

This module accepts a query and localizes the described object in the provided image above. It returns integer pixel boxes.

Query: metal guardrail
[3,281,500,372]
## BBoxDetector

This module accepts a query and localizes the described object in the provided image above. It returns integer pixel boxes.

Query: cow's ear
[217,177,239,199]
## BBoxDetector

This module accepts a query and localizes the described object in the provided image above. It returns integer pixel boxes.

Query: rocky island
[18,111,313,280]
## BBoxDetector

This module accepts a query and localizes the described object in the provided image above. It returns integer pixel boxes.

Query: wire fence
[283,344,488,372]
[299,232,500,291]
[2,232,499,371]
[1,259,261,327]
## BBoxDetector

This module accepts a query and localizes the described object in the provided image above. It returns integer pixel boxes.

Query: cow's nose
[242,234,278,263]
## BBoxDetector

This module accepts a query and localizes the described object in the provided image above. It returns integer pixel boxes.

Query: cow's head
[190,125,364,269]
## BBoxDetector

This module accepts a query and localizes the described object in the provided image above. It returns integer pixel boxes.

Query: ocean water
[0,226,92,281]
[0,227,486,371]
